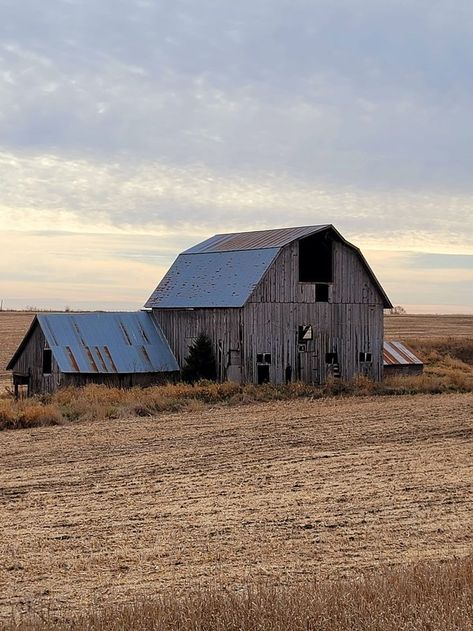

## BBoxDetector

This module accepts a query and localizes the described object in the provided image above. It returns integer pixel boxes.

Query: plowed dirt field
[385,314,473,338]
[1,393,472,620]
[0,312,34,389]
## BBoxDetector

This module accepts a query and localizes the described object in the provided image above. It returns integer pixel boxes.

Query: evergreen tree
[182,333,217,382]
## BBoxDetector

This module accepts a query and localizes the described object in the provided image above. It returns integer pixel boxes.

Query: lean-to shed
[383,340,424,376]
[7,312,179,396]
[146,224,393,385]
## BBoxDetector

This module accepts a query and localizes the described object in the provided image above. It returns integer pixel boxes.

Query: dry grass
[1,393,473,623]
[9,557,473,630]
[0,399,63,430]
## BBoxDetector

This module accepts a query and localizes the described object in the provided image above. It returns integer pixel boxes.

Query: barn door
[297,325,318,384]
[227,348,242,383]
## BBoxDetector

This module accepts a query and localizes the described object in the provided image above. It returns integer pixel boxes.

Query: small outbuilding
[7,312,179,396]
[383,340,424,376]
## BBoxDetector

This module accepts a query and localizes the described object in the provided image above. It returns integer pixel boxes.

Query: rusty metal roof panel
[184,225,330,253]
[37,312,179,374]
[145,248,280,308]
[383,341,423,366]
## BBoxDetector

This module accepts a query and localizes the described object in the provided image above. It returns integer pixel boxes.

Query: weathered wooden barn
[145,224,393,384]
[7,312,179,396]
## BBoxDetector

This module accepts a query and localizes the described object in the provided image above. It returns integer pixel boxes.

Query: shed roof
[145,224,392,309]
[7,312,179,374]
[383,341,423,367]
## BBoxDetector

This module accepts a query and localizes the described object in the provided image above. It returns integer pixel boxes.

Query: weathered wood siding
[250,240,384,305]
[242,302,383,384]
[60,372,179,389]
[152,308,243,382]
[9,323,61,395]
[243,238,384,383]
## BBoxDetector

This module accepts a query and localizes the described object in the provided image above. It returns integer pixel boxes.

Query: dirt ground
[1,393,472,620]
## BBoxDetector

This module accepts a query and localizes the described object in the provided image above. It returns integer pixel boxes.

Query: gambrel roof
[145,225,392,309]
[7,312,179,374]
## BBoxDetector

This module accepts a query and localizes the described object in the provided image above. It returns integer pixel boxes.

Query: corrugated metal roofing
[145,224,392,309]
[34,312,179,374]
[145,249,279,308]
[184,225,330,254]
[383,341,423,366]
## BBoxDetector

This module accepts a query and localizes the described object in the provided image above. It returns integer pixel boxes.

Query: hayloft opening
[42,349,52,375]
[299,232,333,283]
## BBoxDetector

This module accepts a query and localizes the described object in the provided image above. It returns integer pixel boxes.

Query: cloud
[1,0,473,188]
[0,0,472,310]
[0,150,471,256]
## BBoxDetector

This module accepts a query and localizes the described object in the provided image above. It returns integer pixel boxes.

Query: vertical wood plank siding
[152,309,243,382]
[153,237,385,385]
[9,323,61,395]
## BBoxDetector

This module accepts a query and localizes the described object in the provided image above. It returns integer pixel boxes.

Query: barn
[7,312,179,396]
[146,224,393,384]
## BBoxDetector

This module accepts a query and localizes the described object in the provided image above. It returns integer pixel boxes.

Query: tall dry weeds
[9,558,473,630]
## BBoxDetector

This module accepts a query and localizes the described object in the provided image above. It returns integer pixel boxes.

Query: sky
[0,0,472,313]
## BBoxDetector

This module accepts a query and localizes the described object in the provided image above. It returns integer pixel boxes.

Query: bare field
[0,312,34,389]
[1,392,472,621]
[385,314,473,338]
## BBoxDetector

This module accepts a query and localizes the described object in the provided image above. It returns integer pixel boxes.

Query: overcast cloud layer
[0,0,472,311]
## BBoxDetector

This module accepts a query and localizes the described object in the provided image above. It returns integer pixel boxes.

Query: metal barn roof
[145,249,279,308]
[183,225,330,254]
[8,312,179,374]
[145,224,392,309]
[383,341,423,367]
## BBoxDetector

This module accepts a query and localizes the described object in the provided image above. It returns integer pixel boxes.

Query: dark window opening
[315,284,329,302]
[257,353,271,364]
[359,352,372,362]
[257,364,270,384]
[298,325,313,342]
[325,352,338,364]
[42,349,52,374]
[299,232,333,283]
[285,365,292,384]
